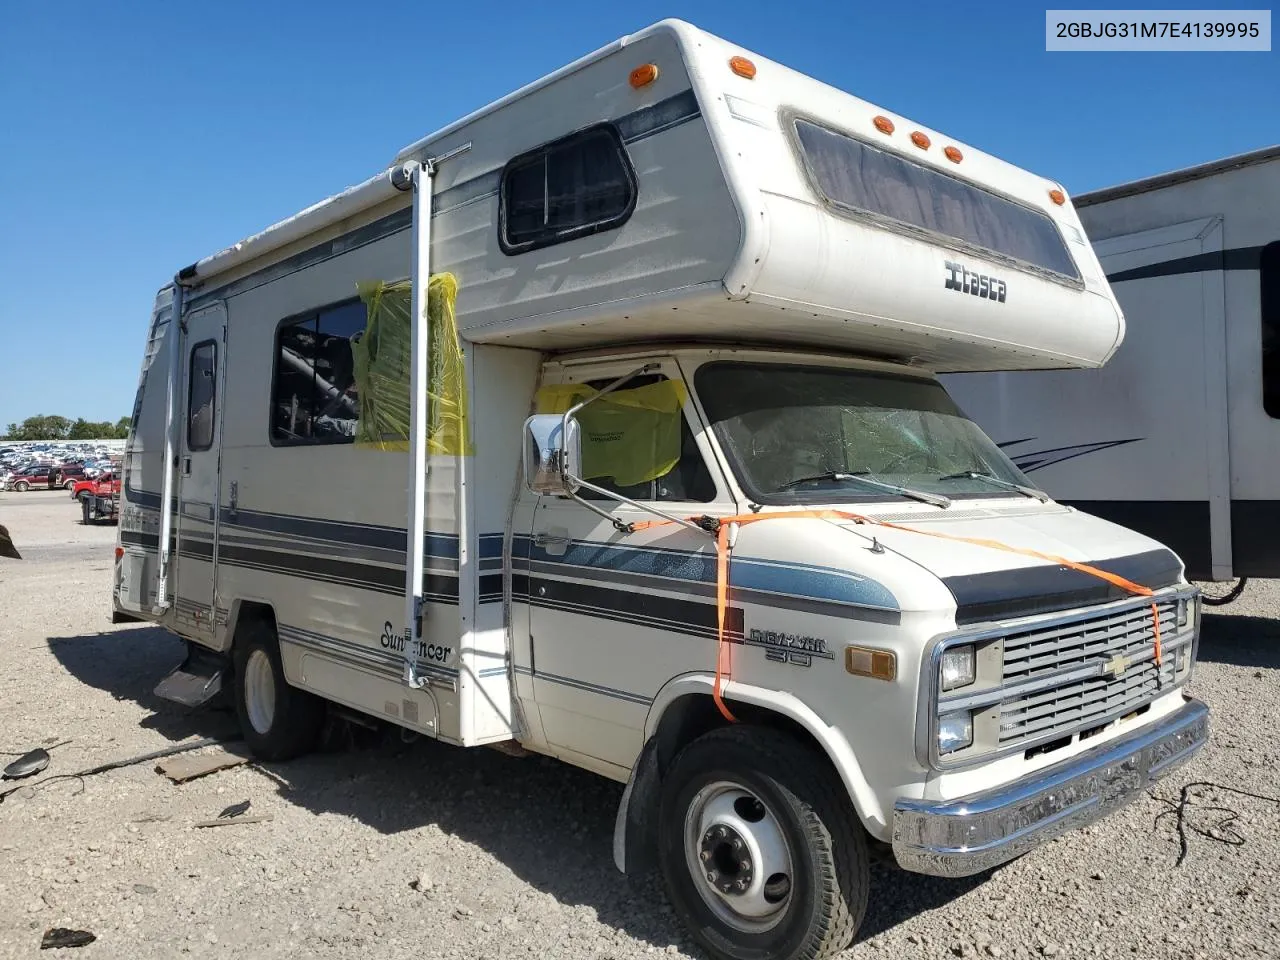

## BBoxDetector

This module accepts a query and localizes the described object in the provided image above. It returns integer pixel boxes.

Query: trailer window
[499,125,637,255]
[271,300,366,446]
[186,340,217,452]
[1263,241,1280,419]
[792,118,1080,281]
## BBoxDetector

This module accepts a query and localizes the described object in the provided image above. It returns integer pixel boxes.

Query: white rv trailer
[113,20,1207,960]
[946,147,1280,591]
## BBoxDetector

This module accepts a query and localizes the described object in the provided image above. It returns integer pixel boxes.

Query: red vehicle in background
[70,472,117,501]
[73,474,120,524]
[49,463,86,490]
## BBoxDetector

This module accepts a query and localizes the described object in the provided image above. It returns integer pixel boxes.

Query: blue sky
[0,1,1276,427]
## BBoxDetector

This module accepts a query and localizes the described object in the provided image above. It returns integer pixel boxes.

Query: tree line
[2,414,131,441]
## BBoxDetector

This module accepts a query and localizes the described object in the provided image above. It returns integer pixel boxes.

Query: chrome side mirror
[523,413,582,495]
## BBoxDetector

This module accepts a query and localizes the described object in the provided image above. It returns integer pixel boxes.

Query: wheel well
[652,694,830,776]
[620,692,858,876]
[226,600,277,652]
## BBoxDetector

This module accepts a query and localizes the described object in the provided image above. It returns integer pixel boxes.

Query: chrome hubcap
[244,649,277,735]
[684,781,794,932]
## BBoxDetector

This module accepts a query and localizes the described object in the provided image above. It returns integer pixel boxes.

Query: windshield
[695,362,1034,504]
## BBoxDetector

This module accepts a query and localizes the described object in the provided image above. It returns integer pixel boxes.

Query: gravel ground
[1,489,1278,959]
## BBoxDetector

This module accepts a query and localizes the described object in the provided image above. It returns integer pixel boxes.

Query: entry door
[524,360,729,772]
[174,303,227,644]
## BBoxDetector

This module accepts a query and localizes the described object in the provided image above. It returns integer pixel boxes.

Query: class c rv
[114,20,1208,960]
[946,146,1280,601]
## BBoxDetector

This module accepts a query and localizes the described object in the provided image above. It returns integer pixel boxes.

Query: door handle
[533,530,570,556]
[182,457,192,476]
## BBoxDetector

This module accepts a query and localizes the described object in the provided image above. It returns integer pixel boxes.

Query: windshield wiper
[937,470,1049,502]
[777,471,951,508]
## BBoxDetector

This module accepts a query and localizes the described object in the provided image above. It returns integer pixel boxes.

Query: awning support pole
[154,281,185,612]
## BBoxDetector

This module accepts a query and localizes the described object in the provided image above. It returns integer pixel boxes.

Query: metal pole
[154,281,185,612]
[404,160,433,688]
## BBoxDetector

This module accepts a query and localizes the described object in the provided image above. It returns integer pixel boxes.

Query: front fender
[613,672,888,875]
[647,673,887,833]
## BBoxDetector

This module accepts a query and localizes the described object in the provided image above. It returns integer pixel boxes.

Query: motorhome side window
[186,340,217,452]
[271,300,366,445]
[791,117,1080,281]
[1262,241,1280,419]
[499,125,637,254]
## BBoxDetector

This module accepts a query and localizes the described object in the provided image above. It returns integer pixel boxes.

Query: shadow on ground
[48,625,987,950]
[1197,612,1280,670]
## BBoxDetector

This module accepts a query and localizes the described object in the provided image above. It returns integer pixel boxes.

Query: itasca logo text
[944,261,1007,303]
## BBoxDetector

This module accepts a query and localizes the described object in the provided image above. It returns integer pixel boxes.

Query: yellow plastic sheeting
[536,380,688,487]
[351,275,471,455]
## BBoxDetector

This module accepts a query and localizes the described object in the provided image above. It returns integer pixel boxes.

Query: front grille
[997,600,1179,747]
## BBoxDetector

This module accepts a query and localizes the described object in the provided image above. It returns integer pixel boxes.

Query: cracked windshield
[696,362,1036,504]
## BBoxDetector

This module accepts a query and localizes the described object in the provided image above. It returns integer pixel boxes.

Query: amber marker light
[846,645,897,681]
[629,64,659,88]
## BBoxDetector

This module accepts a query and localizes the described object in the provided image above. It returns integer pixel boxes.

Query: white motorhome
[947,146,1280,597]
[113,21,1207,960]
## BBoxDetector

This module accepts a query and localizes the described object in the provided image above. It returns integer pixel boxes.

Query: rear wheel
[658,726,869,960]
[233,621,325,760]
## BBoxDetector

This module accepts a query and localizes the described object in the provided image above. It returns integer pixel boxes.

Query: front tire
[233,621,325,760]
[14,481,28,492]
[658,726,869,960]
[64,479,76,490]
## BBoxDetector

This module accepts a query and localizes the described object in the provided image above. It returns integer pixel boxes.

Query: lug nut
[732,839,743,851]
[707,872,716,882]
[699,851,710,862]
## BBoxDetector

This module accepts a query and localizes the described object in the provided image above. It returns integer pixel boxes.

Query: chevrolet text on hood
[113,19,1207,960]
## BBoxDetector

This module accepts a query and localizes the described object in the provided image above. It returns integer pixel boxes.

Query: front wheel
[233,622,325,761]
[658,726,869,960]
[64,479,76,490]
[14,480,28,492]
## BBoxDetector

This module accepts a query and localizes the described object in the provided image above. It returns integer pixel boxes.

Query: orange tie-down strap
[634,509,1162,723]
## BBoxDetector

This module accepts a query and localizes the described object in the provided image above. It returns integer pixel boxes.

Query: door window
[537,374,716,503]
[187,340,217,452]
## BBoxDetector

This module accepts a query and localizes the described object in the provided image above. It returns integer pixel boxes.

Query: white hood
[828,501,1183,623]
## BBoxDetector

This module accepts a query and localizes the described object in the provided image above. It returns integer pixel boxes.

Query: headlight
[937,711,974,754]
[940,644,976,691]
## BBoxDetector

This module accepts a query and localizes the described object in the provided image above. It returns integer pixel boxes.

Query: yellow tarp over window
[351,275,471,455]
[536,380,687,487]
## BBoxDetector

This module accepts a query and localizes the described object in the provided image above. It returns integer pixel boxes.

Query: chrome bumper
[892,697,1208,877]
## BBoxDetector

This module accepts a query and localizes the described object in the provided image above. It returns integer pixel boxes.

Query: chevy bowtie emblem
[1104,653,1130,679]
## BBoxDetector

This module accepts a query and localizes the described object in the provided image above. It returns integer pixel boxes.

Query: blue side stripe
[518,535,898,611]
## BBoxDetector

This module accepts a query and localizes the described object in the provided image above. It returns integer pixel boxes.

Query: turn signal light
[872,115,895,135]
[943,145,963,163]
[729,56,757,79]
[846,645,897,681]
[910,131,931,150]
[629,64,659,88]
[1048,188,1066,205]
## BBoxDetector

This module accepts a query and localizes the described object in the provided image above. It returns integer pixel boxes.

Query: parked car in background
[3,464,53,491]
[50,463,86,489]
[71,472,116,501]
